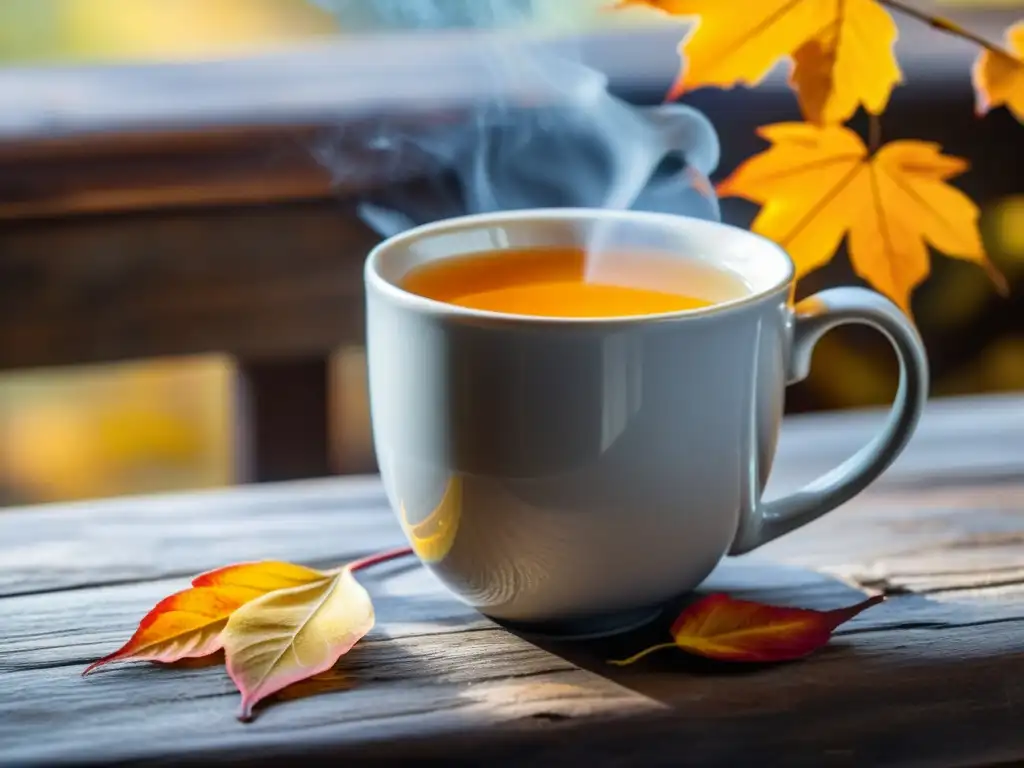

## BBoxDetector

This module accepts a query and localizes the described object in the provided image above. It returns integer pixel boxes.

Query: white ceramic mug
[364,209,928,637]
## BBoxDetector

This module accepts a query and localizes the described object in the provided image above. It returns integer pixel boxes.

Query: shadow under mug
[364,208,929,638]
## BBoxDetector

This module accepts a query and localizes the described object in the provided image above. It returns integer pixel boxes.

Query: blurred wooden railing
[0,11,1019,484]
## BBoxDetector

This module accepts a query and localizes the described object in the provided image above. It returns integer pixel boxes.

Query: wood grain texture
[3,394,1024,766]
[5,561,1024,768]
[0,200,378,370]
[0,125,331,221]
[4,393,1022,596]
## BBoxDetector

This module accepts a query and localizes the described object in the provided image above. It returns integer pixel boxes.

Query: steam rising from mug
[310,0,722,283]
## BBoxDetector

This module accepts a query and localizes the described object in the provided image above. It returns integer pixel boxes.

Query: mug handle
[729,287,930,555]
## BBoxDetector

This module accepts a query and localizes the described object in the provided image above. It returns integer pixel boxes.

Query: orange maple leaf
[716,123,1008,313]
[610,592,884,665]
[618,0,902,125]
[974,22,1024,124]
[83,561,328,674]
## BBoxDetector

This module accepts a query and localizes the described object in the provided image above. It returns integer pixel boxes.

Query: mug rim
[364,208,796,326]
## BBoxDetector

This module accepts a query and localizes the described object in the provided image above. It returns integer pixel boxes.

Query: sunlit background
[0,0,1021,506]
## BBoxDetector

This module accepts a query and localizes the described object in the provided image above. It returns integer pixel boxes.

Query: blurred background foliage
[0,0,337,63]
[0,0,1021,506]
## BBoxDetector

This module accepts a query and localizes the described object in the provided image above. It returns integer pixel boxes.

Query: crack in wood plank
[837,614,1024,636]
[0,554,386,599]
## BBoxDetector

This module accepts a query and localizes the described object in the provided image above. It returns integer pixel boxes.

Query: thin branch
[869,113,882,153]
[347,546,414,573]
[879,0,1015,58]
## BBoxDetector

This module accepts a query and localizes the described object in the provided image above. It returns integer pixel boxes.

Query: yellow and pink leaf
[222,567,375,720]
[84,560,332,675]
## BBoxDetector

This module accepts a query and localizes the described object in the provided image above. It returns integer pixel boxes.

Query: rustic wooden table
[3,392,1024,767]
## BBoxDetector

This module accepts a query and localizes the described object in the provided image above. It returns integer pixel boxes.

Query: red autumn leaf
[610,592,884,666]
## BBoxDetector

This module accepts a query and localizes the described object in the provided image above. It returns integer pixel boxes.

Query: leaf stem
[347,546,415,573]
[607,642,678,667]
[868,113,882,153]
[878,0,1014,58]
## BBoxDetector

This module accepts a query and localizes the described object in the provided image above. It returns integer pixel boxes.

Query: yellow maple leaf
[717,123,1008,313]
[974,22,1024,123]
[618,0,902,125]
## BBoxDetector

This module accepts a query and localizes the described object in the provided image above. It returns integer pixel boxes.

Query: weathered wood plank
[2,557,1016,675]
[761,392,1024,495]
[4,394,1024,767]
[3,559,1024,767]
[0,125,334,221]
[0,200,378,370]
[0,476,396,597]
[0,550,658,765]
[3,393,1023,596]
